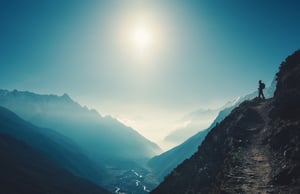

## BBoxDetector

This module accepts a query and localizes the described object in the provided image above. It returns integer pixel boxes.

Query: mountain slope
[0,106,106,186]
[0,90,161,164]
[151,50,300,193]
[0,90,161,192]
[148,106,233,182]
[148,80,276,182]
[0,133,110,194]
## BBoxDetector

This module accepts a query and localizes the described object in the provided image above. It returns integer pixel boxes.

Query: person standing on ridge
[258,80,265,99]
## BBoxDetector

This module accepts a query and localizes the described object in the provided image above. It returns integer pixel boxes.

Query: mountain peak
[61,93,72,101]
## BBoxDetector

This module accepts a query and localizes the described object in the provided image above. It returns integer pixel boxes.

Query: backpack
[261,83,265,89]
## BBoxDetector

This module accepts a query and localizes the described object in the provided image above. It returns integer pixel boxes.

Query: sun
[117,12,166,66]
[132,24,153,50]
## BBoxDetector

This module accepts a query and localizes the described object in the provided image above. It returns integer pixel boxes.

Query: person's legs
[258,89,262,98]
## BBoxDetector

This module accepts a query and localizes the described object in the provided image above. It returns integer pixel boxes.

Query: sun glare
[116,11,166,68]
[132,25,153,50]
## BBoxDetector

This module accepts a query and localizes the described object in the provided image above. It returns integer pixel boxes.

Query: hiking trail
[223,100,274,194]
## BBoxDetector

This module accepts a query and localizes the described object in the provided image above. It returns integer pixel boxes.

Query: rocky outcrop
[274,49,300,119]
[151,49,300,194]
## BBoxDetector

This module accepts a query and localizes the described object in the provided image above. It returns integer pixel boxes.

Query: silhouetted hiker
[258,80,265,99]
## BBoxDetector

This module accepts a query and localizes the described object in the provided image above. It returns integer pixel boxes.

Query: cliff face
[151,50,300,194]
[268,50,300,189]
[274,49,300,119]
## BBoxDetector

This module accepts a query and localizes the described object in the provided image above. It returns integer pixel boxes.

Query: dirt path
[241,102,273,193]
[223,101,274,194]
[239,128,273,193]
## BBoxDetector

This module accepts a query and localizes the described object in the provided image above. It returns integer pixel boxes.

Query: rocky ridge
[151,50,300,194]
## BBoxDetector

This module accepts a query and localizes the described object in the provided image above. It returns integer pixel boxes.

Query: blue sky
[1,0,300,147]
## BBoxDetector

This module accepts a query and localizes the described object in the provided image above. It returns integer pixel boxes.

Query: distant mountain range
[0,89,162,192]
[0,106,109,194]
[164,108,219,146]
[151,50,300,193]
[148,77,276,182]
[0,90,161,161]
